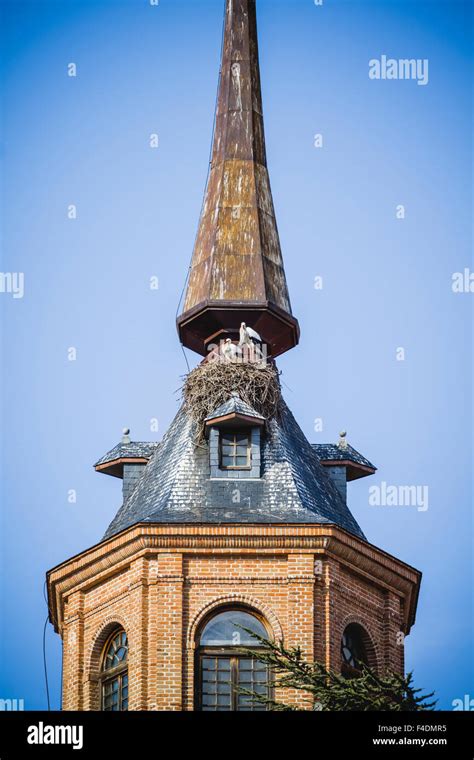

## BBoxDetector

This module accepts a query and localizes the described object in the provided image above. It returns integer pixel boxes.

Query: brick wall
[49,524,419,711]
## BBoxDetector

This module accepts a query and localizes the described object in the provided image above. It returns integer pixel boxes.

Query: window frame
[195,606,273,711]
[100,628,129,712]
[197,649,270,711]
[219,430,252,471]
[341,624,368,678]
[101,669,129,712]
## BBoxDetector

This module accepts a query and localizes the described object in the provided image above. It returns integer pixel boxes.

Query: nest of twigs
[182,360,282,441]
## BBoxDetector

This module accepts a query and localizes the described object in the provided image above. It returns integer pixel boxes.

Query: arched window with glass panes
[341,623,370,677]
[196,608,271,711]
[100,628,128,711]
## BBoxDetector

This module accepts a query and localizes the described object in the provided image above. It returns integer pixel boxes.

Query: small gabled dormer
[204,393,265,480]
[312,431,377,502]
[94,428,158,501]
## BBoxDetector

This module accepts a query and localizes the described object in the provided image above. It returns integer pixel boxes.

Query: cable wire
[43,614,51,711]
[42,578,55,711]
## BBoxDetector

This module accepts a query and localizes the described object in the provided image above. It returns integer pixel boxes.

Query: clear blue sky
[0,0,472,710]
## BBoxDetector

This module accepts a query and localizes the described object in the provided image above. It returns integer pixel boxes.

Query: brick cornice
[47,523,421,634]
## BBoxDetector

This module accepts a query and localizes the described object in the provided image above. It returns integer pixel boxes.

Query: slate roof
[312,444,375,470]
[95,442,158,467]
[205,394,265,423]
[103,398,366,541]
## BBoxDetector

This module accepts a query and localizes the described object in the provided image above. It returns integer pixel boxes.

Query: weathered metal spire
[177,0,299,358]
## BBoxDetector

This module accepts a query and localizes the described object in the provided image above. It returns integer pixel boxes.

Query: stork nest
[182,360,282,441]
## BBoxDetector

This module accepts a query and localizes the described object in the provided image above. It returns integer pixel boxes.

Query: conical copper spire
[177,0,299,358]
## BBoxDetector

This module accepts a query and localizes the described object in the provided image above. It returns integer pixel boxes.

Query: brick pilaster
[62,591,84,710]
[285,553,315,709]
[156,553,184,710]
[127,556,150,709]
[383,590,404,674]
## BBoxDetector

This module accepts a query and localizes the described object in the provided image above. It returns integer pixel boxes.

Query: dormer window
[220,431,251,470]
[205,393,265,480]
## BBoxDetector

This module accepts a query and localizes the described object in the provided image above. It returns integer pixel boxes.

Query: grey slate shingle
[205,394,265,423]
[95,442,158,467]
[103,398,366,541]
[312,444,375,470]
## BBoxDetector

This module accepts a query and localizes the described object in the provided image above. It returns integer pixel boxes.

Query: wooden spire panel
[177,0,299,357]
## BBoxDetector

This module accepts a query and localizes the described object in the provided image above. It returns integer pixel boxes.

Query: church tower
[47,0,420,712]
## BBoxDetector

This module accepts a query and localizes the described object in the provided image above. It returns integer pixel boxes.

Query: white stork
[222,338,240,362]
[239,322,262,347]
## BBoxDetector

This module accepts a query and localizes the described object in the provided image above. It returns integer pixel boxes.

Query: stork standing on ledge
[239,322,262,348]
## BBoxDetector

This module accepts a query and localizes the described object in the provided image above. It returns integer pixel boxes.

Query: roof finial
[338,430,348,450]
[122,427,131,444]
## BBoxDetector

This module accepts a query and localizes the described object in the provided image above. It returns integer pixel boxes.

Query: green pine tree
[237,628,436,711]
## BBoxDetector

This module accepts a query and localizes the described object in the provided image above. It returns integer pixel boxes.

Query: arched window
[197,608,271,711]
[341,623,369,677]
[101,628,128,711]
